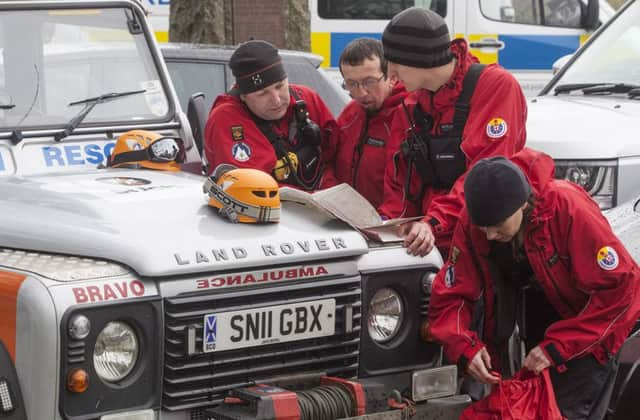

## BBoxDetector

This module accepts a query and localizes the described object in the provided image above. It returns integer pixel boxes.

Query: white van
[310,0,615,97]
[526,0,640,210]
[140,1,614,97]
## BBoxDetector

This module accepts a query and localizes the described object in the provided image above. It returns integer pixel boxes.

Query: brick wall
[233,0,285,47]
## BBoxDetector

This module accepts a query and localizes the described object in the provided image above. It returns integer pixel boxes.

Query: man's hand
[397,221,435,256]
[467,348,501,384]
[523,346,551,374]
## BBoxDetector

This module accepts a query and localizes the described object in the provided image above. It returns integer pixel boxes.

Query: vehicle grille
[162,275,362,411]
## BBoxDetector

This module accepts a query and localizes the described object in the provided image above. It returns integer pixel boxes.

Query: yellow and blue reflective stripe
[312,31,584,71]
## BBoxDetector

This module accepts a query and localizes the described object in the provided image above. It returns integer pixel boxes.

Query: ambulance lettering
[72,280,145,303]
[197,266,330,289]
[43,142,115,167]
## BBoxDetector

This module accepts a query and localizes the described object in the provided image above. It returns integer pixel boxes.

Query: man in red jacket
[335,38,408,209]
[428,149,640,419]
[204,40,338,190]
[379,7,527,256]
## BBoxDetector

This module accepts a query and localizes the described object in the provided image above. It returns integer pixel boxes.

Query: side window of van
[317,0,446,19]
[480,0,582,28]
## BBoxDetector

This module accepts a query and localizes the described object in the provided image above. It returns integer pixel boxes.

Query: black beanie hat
[464,156,532,227]
[382,7,453,69]
[229,40,287,94]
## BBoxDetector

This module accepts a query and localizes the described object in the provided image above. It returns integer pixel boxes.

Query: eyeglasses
[109,137,186,167]
[342,75,385,92]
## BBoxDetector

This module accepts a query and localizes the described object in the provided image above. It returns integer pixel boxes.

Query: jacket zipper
[528,229,579,314]
[351,115,370,187]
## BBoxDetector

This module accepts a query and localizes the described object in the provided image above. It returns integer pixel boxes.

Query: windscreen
[0,7,169,130]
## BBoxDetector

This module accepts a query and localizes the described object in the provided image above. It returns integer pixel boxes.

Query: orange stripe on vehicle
[0,271,27,361]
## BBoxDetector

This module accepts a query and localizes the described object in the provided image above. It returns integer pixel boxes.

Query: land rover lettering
[203,299,336,352]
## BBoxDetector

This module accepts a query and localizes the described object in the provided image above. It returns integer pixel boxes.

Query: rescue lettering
[197,265,329,289]
[72,280,145,303]
[42,143,115,167]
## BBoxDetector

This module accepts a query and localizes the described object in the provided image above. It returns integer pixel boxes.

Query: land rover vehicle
[0,1,468,419]
[527,0,640,210]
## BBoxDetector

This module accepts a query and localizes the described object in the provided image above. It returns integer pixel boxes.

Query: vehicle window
[550,1,640,89]
[317,0,446,20]
[481,0,582,27]
[165,61,226,114]
[283,59,349,116]
[0,8,169,130]
[543,0,582,27]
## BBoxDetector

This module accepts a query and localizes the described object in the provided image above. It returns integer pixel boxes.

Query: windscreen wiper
[629,88,640,99]
[0,104,15,110]
[553,83,605,95]
[582,83,640,95]
[53,89,146,142]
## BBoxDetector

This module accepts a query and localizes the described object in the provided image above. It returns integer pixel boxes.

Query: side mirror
[582,0,599,30]
[552,54,573,74]
[186,92,209,175]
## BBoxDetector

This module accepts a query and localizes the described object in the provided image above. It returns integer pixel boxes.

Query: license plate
[202,298,336,352]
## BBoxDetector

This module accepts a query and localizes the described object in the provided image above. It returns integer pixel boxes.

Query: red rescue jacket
[204,84,338,189]
[379,39,527,248]
[335,83,408,208]
[428,148,640,372]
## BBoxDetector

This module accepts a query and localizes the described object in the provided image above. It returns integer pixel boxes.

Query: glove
[273,152,298,181]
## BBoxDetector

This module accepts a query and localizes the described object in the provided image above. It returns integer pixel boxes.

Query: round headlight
[368,288,403,343]
[93,321,139,382]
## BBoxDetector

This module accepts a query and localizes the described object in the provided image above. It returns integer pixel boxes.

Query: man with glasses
[204,40,338,191]
[379,7,527,257]
[335,38,408,209]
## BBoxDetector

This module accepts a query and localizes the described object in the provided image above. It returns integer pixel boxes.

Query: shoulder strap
[450,63,486,136]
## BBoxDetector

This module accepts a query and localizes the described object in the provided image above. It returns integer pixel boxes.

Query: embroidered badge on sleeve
[486,117,508,139]
[444,265,455,288]
[597,246,619,271]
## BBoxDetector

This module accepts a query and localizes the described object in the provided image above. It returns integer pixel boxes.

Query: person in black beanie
[204,40,339,190]
[427,148,640,420]
[378,7,527,259]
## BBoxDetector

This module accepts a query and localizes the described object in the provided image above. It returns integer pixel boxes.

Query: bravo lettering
[72,280,145,303]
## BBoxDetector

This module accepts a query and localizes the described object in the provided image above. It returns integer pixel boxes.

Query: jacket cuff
[457,342,485,373]
[539,340,567,373]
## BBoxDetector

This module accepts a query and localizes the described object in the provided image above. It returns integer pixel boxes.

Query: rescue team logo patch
[231,142,251,162]
[444,265,455,288]
[597,246,619,271]
[486,118,508,139]
[231,125,244,141]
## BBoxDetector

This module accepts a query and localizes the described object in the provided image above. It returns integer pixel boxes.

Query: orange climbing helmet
[108,130,185,171]
[204,164,281,223]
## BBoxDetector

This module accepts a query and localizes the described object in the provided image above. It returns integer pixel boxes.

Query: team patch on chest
[232,142,251,162]
[231,125,245,141]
